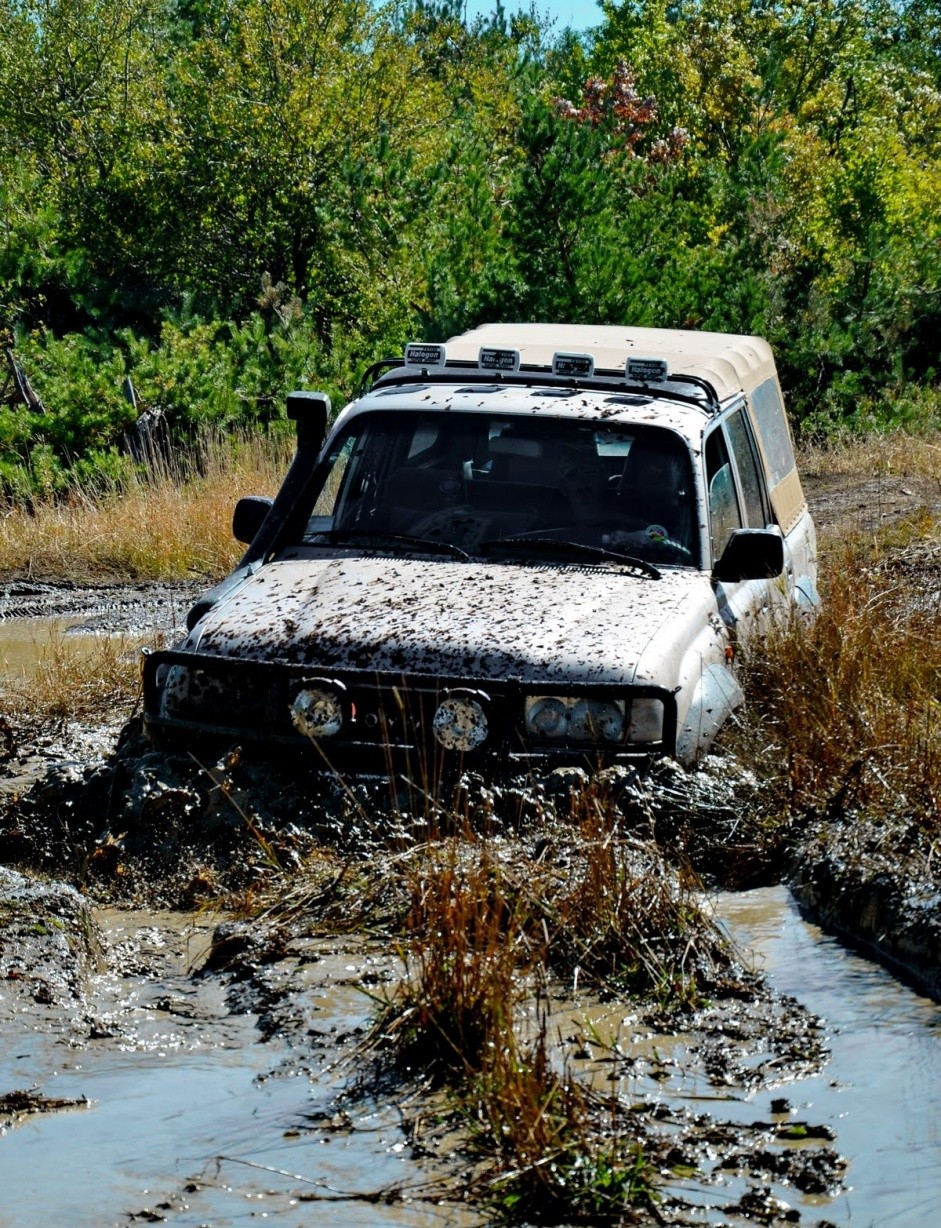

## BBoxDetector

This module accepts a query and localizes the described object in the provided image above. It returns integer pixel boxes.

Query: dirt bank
[787,812,941,1001]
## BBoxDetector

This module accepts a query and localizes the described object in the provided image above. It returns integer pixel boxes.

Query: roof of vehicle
[352,381,707,447]
[346,322,807,534]
[446,322,776,405]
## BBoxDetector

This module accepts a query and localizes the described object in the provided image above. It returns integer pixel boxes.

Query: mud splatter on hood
[185,552,711,685]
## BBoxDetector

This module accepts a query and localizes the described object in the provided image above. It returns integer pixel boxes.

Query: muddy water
[0,912,481,1228]
[716,887,941,1228]
[0,587,194,684]
[0,616,100,678]
[3,892,939,1227]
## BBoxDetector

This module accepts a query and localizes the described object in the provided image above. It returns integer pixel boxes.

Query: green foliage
[590,0,941,424]
[0,300,372,497]
[1,0,940,496]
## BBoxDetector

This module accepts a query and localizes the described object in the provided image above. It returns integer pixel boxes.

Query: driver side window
[705,429,743,560]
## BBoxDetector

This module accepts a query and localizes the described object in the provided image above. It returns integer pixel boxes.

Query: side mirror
[233,495,274,545]
[713,528,784,583]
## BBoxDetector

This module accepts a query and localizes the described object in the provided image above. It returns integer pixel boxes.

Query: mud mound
[0,866,104,1007]
[0,713,787,908]
[789,814,941,1001]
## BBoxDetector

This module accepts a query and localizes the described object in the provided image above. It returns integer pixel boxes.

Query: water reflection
[717,886,941,1228]
[0,913,482,1228]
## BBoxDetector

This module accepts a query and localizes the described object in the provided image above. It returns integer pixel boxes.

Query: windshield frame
[277,409,704,570]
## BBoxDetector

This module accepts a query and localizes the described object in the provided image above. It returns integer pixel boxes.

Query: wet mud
[4,868,939,1226]
[788,812,941,1002]
[0,697,865,1225]
[0,578,205,632]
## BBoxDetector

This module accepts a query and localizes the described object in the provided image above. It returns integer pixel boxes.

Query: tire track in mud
[0,579,205,631]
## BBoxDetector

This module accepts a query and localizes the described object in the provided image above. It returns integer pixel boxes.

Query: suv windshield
[294,412,698,566]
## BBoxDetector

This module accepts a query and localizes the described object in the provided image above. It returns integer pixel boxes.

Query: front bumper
[141,648,678,769]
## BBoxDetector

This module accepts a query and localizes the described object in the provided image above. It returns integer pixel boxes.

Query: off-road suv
[143,323,817,772]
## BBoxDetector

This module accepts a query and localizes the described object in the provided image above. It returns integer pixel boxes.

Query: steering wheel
[410,505,490,550]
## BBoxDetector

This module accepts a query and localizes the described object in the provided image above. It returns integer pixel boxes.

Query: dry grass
[374,840,535,1078]
[542,792,729,1002]
[467,1019,654,1223]
[0,626,159,721]
[0,431,292,581]
[4,426,940,581]
[728,430,941,844]
[797,429,941,481]
[367,824,671,1221]
[373,812,730,1069]
[739,530,941,832]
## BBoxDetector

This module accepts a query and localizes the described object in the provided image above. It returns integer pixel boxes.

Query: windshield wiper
[318,529,470,561]
[480,536,661,579]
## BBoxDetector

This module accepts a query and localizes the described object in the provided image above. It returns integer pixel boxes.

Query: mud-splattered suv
[143,323,817,773]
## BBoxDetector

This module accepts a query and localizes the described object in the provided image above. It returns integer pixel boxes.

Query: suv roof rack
[360,357,721,414]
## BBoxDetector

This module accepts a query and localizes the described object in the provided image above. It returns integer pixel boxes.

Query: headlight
[290,686,344,739]
[626,697,664,743]
[570,698,625,742]
[432,693,489,752]
[526,696,569,739]
[524,696,625,744]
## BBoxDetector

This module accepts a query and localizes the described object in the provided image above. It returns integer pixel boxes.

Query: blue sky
[461,0,603,34]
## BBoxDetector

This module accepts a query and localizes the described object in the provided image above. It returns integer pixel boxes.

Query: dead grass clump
[376,842,533,1077]
[469,1021,655,1223]
[543,798,730,1005]
[797,430,941,481]
[0,430,291,581]
[739,533,941,833]
[370,836,660,1220]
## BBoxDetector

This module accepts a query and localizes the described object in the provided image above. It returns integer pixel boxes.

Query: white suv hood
[186,553,712,686]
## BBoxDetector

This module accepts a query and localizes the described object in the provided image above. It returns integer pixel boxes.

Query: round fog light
[290,687,344,739]
[432,695,489,752]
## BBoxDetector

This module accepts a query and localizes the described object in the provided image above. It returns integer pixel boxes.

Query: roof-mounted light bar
[552,352,595,379]
[626,356,670,384]
[367,341,719,412]
[478,346,521,374]
[404,342,448,370]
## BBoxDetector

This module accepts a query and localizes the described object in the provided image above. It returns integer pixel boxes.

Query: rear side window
[749,378,795,488]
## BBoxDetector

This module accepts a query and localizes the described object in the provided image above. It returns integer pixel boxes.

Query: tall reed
[739,532,941,830]
[367,822,727,1219]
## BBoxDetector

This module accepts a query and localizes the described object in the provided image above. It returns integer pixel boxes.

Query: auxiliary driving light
[290,686,344,740]
[432,693,489,752]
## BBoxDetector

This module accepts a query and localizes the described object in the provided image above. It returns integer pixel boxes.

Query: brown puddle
[0,616,101,678]
[1,890,939,1225]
